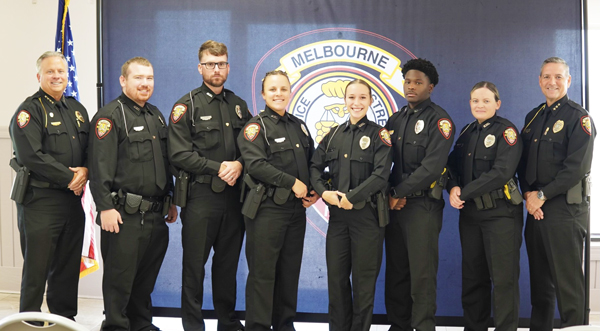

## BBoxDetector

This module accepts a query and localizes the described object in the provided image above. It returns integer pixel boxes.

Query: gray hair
[540,57,570,76]
[36,51,68,74]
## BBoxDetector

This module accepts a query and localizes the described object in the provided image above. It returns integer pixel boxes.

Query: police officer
[310,79,392,331]
[385,58,454,331]
[9,51,89,320]
[238,70,318,331]
[168,40,251,331]
[447,82,523,331]
[89,57,177,331]
[518,57,594,331]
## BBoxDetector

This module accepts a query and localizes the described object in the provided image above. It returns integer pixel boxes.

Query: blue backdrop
[102,0,584,321]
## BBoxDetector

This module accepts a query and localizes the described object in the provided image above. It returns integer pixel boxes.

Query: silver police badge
[301,123,309,136]
[359,136,371,150]
[484,134,495,148]
[415,120,424,134]
[236,105,242,119]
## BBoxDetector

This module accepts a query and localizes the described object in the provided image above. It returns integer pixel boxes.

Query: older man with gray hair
[518,56,595,330]
[9,51,90,320]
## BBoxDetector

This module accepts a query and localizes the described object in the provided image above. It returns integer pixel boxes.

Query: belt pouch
[273,187,291,205]
[211,176,226,193]
[124,193,143,214]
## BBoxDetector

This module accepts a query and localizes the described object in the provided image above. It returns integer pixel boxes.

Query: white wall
[0,0,102,298]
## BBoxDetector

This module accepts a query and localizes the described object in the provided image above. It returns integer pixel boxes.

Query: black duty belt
[114,193,164,213]
[29,178,65,189]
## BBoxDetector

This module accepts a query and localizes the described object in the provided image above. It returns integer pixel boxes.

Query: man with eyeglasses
[168,40,252,331]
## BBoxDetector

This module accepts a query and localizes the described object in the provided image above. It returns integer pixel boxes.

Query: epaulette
[567,99,588,114]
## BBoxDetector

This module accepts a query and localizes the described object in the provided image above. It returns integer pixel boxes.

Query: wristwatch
[537,190,547,201]
[390,187,399,199]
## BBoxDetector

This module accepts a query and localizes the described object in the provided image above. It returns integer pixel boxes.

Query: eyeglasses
[200,62,229,69]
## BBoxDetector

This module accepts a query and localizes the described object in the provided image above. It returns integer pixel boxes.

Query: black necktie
[396,108,414,176]
[56,102,82,166]
[286,117,310,186]
[217,95,236,161]
[463,125,481,185]
[526,108,549,185]
[145,110,167,190]
[338,123,356,192]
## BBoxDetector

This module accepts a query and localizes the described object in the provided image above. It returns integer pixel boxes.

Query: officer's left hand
[219,161,242,186]
[525,190,545,217]
[165,204,178,223]
[339,193,353,210]
[302,190,320,208]
[68,167,88,195]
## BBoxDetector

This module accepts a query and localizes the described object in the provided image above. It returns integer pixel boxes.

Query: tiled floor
[0,292,598,331]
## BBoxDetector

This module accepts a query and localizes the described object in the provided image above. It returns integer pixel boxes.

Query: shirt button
[296,144,300,148]
[344,154,348,158]
[468,153,472,156]
[534,139,538,142]
[72,136,75,139]
[226,123,230,126]
[153,136,156,139]
[549,138,552,141]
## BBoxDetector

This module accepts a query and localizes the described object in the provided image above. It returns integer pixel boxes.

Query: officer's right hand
[292,179,308,198]
[449,186,465,209]
[100,209,123,233]
[389,195,407,210]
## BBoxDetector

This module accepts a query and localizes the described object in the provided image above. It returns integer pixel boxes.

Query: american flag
[55,0,79,99]
[55,0,99,278]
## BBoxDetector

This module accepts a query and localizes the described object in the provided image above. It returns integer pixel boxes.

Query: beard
[205,74,227,88]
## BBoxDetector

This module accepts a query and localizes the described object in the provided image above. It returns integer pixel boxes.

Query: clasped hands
[68,167,88,196]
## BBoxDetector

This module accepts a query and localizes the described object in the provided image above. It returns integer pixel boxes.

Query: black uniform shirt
[168,83,252,175]
[89,93,172,211]
[9,88,89,186]
[310,117,392,204]
[447,115,522,201]
[518,95,595,199]
[385,98,454,198]
[238,106,314,189]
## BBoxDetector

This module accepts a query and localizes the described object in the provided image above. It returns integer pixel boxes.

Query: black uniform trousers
[459,200,522,331]
[100,209,169,331]
[245,198,306,331]
[327,205,384,331]
[181,183,245,331]
[17,187,84,318]
[525,194,587,331]
[385,196,444,331]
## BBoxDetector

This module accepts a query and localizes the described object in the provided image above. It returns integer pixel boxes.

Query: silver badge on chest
[415,120,424,134]
[236,105,242,119]
[301,123,309,136]
[359,136,371,150]
[484,134,495,148]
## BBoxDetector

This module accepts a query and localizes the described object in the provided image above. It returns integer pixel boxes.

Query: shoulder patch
[17,110,31,128]
[438,118,452,140]
[581,116,592,136]
[379,128,392,146]
[171,104,187,123]
[503,127,518,146]
[244,123,261,142]
[96,118,113,139]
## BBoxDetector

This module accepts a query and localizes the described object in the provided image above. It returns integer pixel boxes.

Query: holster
[242,174,266,219]
[428,168,448,200]
[173,170,190,207]
[122,191,143,214]
[376,191,389,227]
[10,158,29,204]
[504,178,523,205]
[566,180,583,204]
